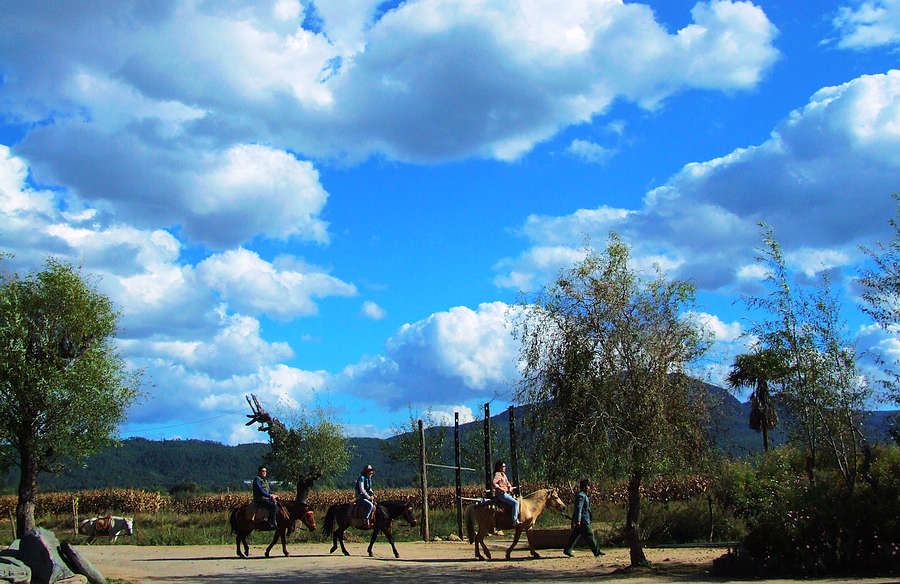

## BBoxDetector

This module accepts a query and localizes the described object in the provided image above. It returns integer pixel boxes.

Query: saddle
[249,501,280,530]
[352,502,376,526]
[95,515,113,534]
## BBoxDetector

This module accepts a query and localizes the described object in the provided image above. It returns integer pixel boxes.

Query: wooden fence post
[483,403,492,494]
[7,508,15,540]
[509,405,520,491]
[454,412,462,539]
[418,419,430,541]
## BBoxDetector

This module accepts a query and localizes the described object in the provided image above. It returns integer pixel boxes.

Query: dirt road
[76,540,898,584]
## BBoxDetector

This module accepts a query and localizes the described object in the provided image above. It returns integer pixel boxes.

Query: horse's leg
[367,525,379,557]
[265,529,278,557]
[242,531,250,557]
[235,532,244,558]
[383,525,400,559]
[330,528,339,554]
[281,527,289,556]
[506,525,530,560]
[338,528,350,556]
[526,526,541,558]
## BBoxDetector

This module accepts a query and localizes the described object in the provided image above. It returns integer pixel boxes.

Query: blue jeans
[357,498,374,522]
[495,492,519,522]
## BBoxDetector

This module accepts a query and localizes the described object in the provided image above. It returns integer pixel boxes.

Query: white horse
[78,516,134,543]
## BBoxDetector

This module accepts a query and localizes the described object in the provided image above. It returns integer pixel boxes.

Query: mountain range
[2,383,896,492]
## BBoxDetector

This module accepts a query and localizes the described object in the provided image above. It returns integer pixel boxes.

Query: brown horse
[229,499,316,558]
[465,488,567,560]
[322,499,418,558]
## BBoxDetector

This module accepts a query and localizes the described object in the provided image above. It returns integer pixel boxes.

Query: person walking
[563,478,603,557]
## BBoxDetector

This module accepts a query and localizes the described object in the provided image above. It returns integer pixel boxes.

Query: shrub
[715,445,900,577]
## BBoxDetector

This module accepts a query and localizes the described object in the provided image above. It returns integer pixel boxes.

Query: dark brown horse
[322,499,417,558]
[229,499,316,558]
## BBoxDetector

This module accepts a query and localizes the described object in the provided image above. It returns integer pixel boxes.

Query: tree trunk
[16,441,37,536]
[295,474,317,503]
[762,421,769,453]
[625,470,649,567]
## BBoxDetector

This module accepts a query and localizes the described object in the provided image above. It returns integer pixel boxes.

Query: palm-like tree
[727,349,785,453]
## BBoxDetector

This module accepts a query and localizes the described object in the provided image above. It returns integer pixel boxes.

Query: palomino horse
[465,488,567,560]
[229,499,316,558]
[322,499,418,558]
[78,516,134,543]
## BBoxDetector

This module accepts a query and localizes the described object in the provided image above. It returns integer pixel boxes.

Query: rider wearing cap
[355,464,376,528]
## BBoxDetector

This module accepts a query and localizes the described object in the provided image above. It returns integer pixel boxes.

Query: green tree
[726,349,784,453]
[515,235,711,567]
[859,193,900,405]
[381,406,447,486]
[747,224,871,491]
[245,395,350,500]
[0,258,139,535]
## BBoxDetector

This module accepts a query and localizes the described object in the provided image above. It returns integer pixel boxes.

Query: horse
[78,516,134,543]
[322,499,418,558]
[465,488,567,560]
[229,499,316,558]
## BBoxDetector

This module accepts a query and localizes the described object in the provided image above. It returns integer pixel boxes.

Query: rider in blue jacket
[355,464,376,527]
[253,466,279,529]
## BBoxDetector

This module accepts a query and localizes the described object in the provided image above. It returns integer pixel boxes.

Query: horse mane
[377,500,410,513]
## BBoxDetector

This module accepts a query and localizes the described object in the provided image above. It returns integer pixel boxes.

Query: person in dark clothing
[252,465,279,529]
[563,478,603,557]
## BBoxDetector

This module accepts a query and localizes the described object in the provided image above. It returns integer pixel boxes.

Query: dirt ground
[76,538,899,584]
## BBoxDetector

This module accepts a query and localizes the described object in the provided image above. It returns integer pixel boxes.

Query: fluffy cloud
[495,71,900,292]
[196,248,357,319]
[3,0,778,180]
[566,139,615,164]
[833,0,900,49]
[339,302,522,409]
[361,300,387,320]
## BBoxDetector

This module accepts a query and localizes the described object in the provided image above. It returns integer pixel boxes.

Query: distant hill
[2,381,896,493]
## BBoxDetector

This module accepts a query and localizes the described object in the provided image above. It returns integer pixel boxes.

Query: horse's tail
[464,504,476,543]
[229,507,239,534]
[322,505,336,538]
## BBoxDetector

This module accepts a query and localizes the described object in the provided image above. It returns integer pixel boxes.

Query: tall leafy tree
[747,225,870,491]
[382,406,448,486]
[859,193,900,406]
[726,349,784,452]
[0,259,139,535]
[515,235,711,567]
[245,395,350,500]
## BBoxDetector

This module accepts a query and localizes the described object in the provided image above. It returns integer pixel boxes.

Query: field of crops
[0,475,712,516]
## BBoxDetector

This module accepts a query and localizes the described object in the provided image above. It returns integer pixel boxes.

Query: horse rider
[355,464,376,528]
[253,465,279,529]
[492,459,520,526]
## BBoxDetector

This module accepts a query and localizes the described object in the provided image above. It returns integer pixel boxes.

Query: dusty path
[77,540,898,584]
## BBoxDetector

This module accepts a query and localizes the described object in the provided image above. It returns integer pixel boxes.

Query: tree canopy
[515,234,711,566]
[245,395,350,500]
[746,225,870,490]
[0,258,139,534]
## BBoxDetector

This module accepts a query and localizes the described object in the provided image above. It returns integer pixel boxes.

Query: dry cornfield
[0,475,710,517]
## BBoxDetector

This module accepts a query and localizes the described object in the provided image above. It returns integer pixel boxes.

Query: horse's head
[547,489,567,513]
[124,517,134,536]
[293,501,316,531]
[402,501,418,527]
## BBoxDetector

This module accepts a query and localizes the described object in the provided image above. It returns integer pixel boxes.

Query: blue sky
[1,0,898,443]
